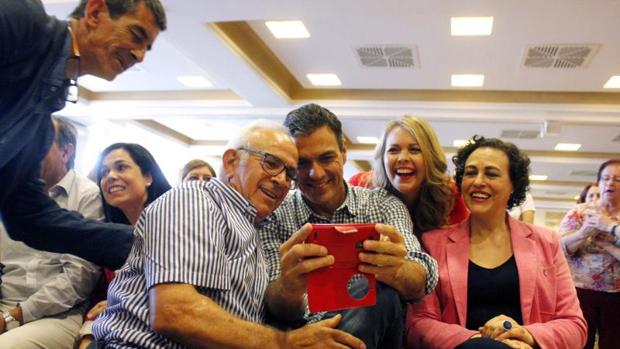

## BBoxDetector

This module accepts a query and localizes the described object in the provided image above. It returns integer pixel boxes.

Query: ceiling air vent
[355,45,419,68]
[523,44,599,69]
[569,170,598,177]
[500,129,539,139]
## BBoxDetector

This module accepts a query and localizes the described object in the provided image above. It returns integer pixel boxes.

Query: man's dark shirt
[0,0,132,270]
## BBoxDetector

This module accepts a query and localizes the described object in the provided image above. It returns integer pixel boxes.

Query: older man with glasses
[92,120,365,349]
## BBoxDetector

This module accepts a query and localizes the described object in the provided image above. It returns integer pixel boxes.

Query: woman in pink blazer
[406,136,586,349]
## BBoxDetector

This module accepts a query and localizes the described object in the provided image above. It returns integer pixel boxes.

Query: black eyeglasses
[238,147,297,182]
[65,56,80,103]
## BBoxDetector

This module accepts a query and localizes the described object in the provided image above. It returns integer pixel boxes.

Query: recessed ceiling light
[265,20,310,39]
[451,16,494,36]
[177,76,213,88]
[357,136,379,144]
[603,75,620,89]
[554,143,581,151]
[78,74,116,91]
[453,139,467,147]
[530,175,548,181]
[307,73,342,86]
[451,74,484,87]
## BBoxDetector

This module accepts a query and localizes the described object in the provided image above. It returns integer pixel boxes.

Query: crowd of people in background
[1,0,618,348]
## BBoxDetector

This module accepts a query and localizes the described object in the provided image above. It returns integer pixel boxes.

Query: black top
[466,255,523,330]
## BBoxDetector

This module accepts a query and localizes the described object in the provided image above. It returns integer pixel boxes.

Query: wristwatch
[2,311,19,331]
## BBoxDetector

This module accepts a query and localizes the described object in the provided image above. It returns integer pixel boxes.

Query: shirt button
[50,86,57,92]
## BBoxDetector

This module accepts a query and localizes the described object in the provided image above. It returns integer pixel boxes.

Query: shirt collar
[47,23,73,89]
[293,181,357,221]
[209,178,258,221]
[49,169,75,197]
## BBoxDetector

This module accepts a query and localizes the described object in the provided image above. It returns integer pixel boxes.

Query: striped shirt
[93,179,269,348]
[258,184,439,321]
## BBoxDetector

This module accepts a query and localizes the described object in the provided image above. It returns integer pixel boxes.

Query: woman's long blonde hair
[373,115,454,235]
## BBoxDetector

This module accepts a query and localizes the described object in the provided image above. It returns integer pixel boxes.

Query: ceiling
[43,0,620,228]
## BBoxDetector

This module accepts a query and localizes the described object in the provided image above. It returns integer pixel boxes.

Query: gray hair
[52,117,78,170]
[219,120,293,178]
[70,0,167,31]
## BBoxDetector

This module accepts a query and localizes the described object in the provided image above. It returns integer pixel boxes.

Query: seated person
[259,104,438,349]
[0,117,101,348]
[77,143,171,349]
[180,158,216,183]
[371,115,469,233]
[406,136,586,349]
[92,121,365,348]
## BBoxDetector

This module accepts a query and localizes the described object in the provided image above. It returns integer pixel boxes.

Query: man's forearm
[150,284,285,349]
[264,280,306,322]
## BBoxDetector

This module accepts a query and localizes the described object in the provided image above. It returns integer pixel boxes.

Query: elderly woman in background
[372,115,468,236]
[577,182,600,205]
[559,159,620,349]
[78,143,171,349]
[180,158,216,183]
[406,136,586,349]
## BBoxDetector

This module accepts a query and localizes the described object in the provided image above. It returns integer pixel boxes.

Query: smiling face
[225,130,298,223]
[294,126,347,218]
[99,148,152,217]
[80,0,160,80]
[461,147,514,218]
[599,163,620,206]
[383,126,427,204]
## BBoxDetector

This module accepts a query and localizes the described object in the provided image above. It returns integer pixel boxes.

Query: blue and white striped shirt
[93,179,269,348]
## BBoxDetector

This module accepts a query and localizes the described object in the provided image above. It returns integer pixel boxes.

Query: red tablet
[305,223,379,313]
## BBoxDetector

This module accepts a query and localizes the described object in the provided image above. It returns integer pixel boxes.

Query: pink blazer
[406,217,586,349]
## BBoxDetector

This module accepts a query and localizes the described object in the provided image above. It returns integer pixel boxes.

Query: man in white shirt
[0,117,102,348]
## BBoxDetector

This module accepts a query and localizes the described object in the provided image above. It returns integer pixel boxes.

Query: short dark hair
[52,117,78,170]
[283,103,345,150]
[96,143,171,224]
[597,159,620,182]
[453,135,530,210]
[70,0,167,31]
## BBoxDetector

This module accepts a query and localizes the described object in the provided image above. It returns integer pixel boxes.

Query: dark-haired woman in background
[406,136,586,349]
[577,182,599,205]
[78,143,171,349]
[559,159,620,349]
[373,115,468,237]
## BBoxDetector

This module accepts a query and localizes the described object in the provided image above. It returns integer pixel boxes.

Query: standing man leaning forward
[0,0,166,269]
[93,121,365,349]
[259,104,439,349]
